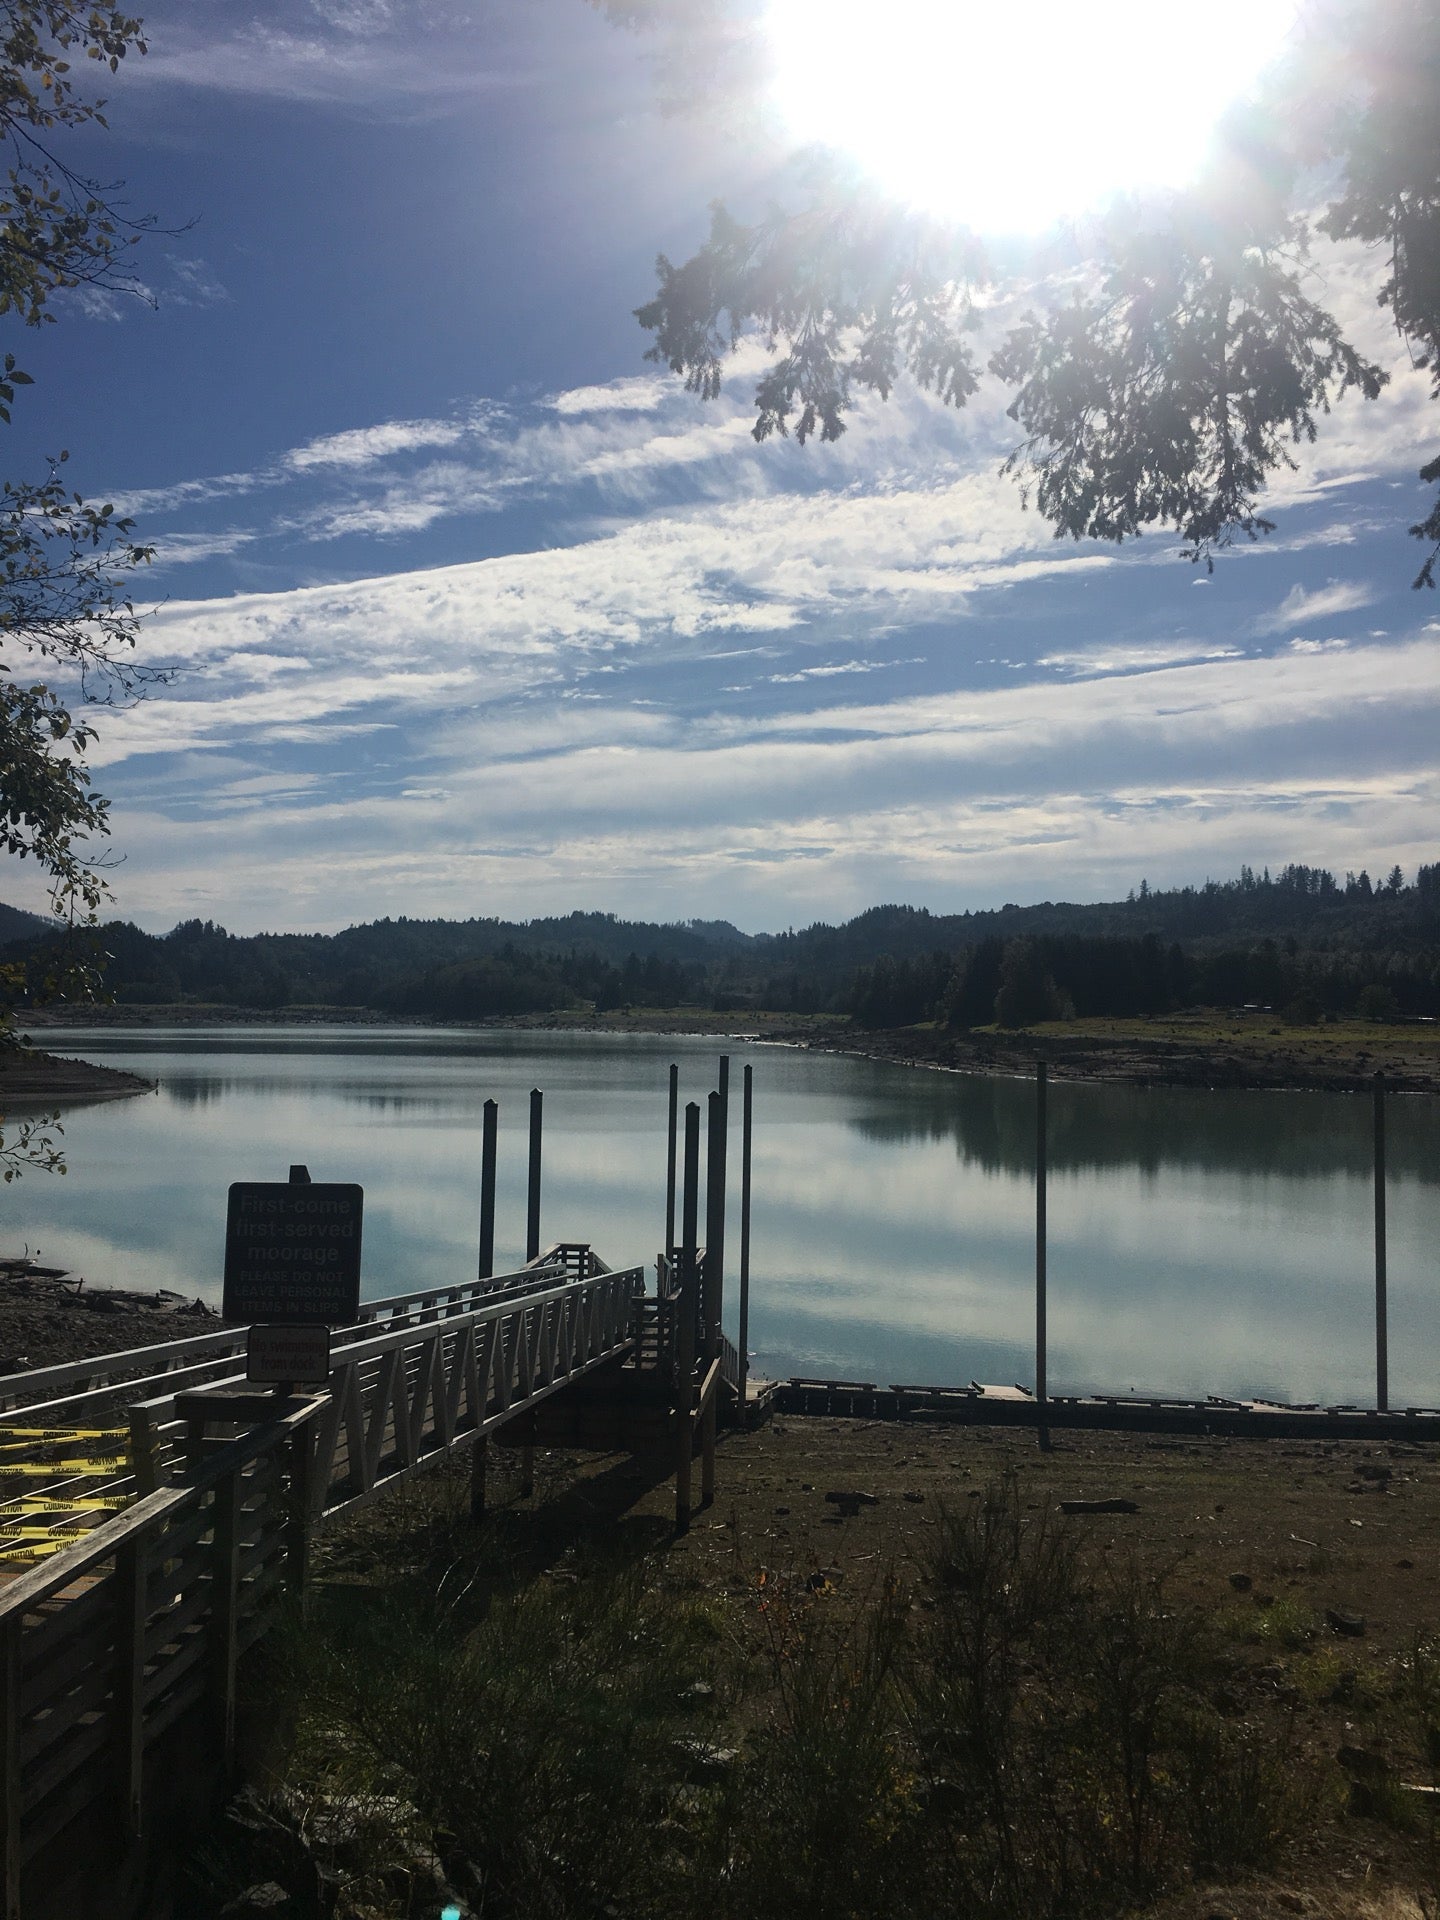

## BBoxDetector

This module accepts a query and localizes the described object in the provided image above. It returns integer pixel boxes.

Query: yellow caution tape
[0,1429,128,1445]
[0,1455,127,1477]
[1,1496,130,1516]
[0,1541,69,1561]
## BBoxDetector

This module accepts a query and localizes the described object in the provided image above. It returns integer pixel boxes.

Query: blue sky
[7,0,1438,935]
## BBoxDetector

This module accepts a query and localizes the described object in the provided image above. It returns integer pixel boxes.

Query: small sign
[246,1323,331,1387]
[223,1181,363,1325]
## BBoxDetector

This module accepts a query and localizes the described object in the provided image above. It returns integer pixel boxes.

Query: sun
[764,0,1301,233]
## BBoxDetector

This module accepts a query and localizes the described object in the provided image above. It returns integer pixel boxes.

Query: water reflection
[10,1026,1438,1408]
[851,1071,1438,1182]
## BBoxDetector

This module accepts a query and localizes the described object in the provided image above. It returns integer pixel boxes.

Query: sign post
[224,1166,363,1390]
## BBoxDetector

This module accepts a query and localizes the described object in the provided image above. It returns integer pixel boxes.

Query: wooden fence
[0,1258,572,1434]
[0,1401,316,1920]
[0,1250,646,1919]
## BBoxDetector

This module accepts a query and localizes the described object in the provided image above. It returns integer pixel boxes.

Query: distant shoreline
[16,1001,1440,1095]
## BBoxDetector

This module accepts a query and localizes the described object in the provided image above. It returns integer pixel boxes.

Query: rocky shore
[0,1257,220,1375]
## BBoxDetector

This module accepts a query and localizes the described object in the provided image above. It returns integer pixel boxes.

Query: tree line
[851,932,1440,1030]
[2,857,1436,1026]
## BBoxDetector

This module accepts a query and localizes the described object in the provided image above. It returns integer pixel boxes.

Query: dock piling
[702,1090,725,1505]
[676,1102,701,1532]
[1036,1059,1050,1451]
[478,1098,498,1281]
[526,1088,543,1264]
[711,1057,729,1329]
[705,1087,726,1353]
[665,1062,678,1262]
[738,1063,753,1408]
[1375,1070,1388,1413]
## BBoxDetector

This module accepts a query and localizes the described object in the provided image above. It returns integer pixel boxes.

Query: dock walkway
[0,1240,744,1920]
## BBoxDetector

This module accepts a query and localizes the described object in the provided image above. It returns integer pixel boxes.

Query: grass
[185,1468,1428,1920]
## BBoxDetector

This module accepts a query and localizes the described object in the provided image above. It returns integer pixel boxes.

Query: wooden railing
[0,1251,648,1917]
[718,1329,744,1398]
[0,1400,318,1920]
[0,1261,568,1433]
[311,1265,640,1521]
[526,1241,613,1281]
[123,1265,644,1510]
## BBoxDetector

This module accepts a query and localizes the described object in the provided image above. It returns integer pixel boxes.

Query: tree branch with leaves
[610,0,1440,579]
[0,3,157,1177]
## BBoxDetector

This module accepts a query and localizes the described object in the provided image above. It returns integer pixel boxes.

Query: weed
[1220,1595,1319,1650]
[214,1473,1323,1920]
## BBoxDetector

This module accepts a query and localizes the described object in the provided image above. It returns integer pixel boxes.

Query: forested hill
[0,901,49,946]
[2,859,1438,1024]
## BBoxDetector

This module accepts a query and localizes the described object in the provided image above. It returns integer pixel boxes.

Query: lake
[7,1025,1439,1407]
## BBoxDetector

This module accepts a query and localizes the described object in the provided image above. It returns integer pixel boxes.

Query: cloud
[57,280,157,322]
[1254,580,1376,635]
[286,417,478,471]
[152,529,257,566]
[1039,641,1245,676]
[548,377,670,416]
[165,256,229,309]
[90,475,1440,932]
[308,0,395,32]
[137,20,527,113]
[767,657,918,683]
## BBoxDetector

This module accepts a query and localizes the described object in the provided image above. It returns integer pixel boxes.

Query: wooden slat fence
[0,1248,650,1916]
[0,1260,569,1434]
[0,1401,317,1920]
[298,1263,641,1521]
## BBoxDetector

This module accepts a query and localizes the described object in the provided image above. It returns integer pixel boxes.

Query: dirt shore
[0,1045,155,1108]
[318,1417,1440,1920]
[0,1262,221,1375]
[808,1015,1440,1095]
[21,1001,1440,1092]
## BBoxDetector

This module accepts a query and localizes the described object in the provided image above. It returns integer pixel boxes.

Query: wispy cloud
[151,528,257,566]
[166,255,229,308]
[548,377,670,416]
[90,629,1440,933]
[1254,580,1376,635]
[138,20,528,113]
[767,657,919,683]
[287,416,483,470]
[1039,641,1246,676]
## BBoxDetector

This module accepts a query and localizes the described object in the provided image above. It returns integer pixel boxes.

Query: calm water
[5,1026,1439,1408]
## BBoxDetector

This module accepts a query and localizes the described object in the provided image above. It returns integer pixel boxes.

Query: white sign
[246,1322,331,1386]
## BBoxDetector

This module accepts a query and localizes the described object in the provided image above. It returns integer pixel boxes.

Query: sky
[5,0,1438,936]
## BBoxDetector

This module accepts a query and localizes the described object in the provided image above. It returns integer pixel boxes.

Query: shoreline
[0,1256,220,1375]
[0,1045,157,1109]
[794,1019,1440,1096]
[19,1002,1440,1095]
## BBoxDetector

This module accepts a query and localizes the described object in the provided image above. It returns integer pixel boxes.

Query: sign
[246,1322,332,1387]
[223,1181,363,1324]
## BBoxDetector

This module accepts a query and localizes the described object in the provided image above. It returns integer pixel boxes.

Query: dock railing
[0,1260,570,1434]
[125,1262,644,1513]
[0,1249,649,1918]
[0,1396,320,1920]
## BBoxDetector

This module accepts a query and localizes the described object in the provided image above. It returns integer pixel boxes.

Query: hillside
[2,859,1437,1025]
[0,901,49,946]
